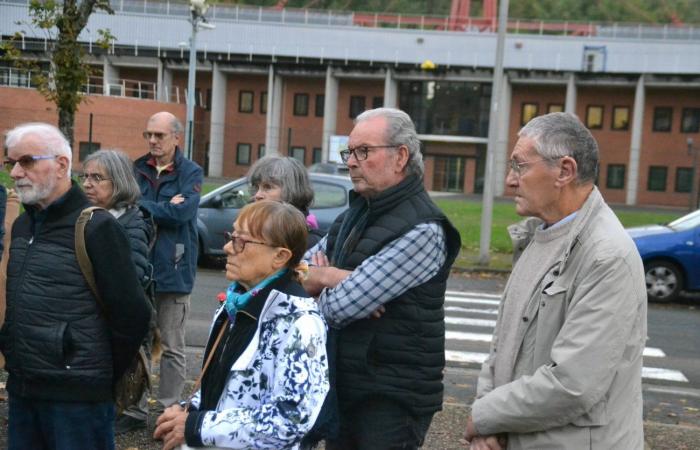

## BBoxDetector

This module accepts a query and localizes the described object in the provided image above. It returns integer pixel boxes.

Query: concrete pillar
[383,68,398,108]
[157,59,173,102]
[493,74,512,196]
[265,65,283,155]
[102,56,119,96]
[565,73,577,115]
[321,66,339,160]
[626,74,645,206]
[208,62,226,177]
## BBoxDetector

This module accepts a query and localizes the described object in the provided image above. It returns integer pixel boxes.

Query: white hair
[5,122,73,172]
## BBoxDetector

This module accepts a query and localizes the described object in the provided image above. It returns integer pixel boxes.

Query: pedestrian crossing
[444,290,689,383]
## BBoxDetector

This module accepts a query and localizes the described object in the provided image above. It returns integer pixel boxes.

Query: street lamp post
[184,0,213,161]
[688,137,700,211]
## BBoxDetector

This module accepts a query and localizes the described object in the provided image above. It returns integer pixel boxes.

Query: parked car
[197,173,353,264]
[308,162,350,176]
[627,209,700,302]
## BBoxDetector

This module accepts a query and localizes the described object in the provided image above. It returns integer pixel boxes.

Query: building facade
[2,0,700,207]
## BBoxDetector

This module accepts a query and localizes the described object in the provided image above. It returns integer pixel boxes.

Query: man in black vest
[303,108,461,450]
[0,122,151,450]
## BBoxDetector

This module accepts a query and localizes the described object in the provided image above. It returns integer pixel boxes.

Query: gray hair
[83,149,141,209]
[169,116,183,134]
[518,112,599,184]
[5,122,73,172]
[355,107,424,178]
[247,156,314,215]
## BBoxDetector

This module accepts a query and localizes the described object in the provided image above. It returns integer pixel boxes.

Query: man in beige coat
[465,112,647,449]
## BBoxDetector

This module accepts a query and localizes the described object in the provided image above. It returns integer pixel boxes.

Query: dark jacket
[0,183,151,402]
[325,175,461,416]
[0,184,6,257]
[116,205,154,288]
[134,149,203,294]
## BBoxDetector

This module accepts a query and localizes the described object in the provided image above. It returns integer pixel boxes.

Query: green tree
[1,0,114,146]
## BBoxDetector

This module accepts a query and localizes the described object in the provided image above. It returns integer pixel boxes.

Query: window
[260,92,267,114]
[206,88,212,111]
[315,94,325,117]
[236,143,251,165]
[606,164,625,189]
[258,144,265,159]
[612,106,630,131]
[293,93,309,116]
[647,166,668,192]
[520,103,538,126]
[238,91,254,113]
[290,146,305,163]
[311,181,347,208]
[681,108,700,133]
[548,104,564,114]
[79,142,100,162]
[373,96,384,109]
[653,107,673,132]
[586,105,603,129]
[675,167,694,193]
[312,147,323,164]
[349,96,366,118]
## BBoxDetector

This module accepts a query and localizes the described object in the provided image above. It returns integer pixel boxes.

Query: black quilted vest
[2,186,114,402]
[325,175,461,416]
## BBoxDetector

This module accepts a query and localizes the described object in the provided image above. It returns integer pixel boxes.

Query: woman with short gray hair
[247,155,324,248]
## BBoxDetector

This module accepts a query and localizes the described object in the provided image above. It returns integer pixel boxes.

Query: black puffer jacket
[0,183,151,402]
[116,205,154,288]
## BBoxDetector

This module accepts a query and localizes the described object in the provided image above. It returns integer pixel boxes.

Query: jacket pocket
[533,284,568,367]
[572,398,608,427]
[46,321,70,367]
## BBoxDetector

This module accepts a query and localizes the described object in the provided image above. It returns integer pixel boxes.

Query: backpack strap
[75,206,107,315]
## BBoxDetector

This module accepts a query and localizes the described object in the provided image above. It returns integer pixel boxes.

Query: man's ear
[56,155,71,179]
[395,145,410,173]
[555,156,578,187]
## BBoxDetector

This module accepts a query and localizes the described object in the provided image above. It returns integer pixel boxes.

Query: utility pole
[478,0,509,265]
[688,137,699,211]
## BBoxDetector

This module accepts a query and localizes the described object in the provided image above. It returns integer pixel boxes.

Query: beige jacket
[472,187,647,449]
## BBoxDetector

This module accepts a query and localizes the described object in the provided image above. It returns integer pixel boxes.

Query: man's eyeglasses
[142,131,170,141]
[508,157,563,177]
[78,172,112,183]
[3,154,57,171]
[339,145,397,163]
[224,231,270,253]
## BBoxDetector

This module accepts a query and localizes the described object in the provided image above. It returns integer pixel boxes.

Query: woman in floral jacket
[154,201,329,450]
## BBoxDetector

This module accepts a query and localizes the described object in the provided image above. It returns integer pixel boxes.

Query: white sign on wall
[329,135,349,163]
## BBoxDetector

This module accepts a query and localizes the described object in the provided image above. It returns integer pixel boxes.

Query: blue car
[627,209,700,302]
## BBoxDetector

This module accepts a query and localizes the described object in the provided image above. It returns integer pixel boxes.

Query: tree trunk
[58,107,75,150]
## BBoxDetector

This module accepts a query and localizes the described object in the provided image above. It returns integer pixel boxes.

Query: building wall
[336,79,385,135]
[279,76,325,164]
[0,86,185,167]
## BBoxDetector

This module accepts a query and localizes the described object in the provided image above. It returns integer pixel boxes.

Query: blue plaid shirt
[304,222,446,328]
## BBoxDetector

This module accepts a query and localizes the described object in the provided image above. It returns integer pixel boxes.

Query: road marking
[644,347,666,358]
[445,350,489,364]
[447,290,502,299]
[446,296,501,306]
[445,317,497,327]
[642,367,689,382]
[446,330,493,342]
[446,306,499,315]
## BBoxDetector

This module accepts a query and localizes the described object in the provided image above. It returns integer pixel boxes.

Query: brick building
[2,0,700,207]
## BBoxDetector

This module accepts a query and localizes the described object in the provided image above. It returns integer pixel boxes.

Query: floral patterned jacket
[186,286,329,449]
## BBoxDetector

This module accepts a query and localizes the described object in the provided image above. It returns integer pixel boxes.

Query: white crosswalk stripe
[445,293,688,383]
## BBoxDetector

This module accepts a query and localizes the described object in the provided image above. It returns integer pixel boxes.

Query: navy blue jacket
[134,149,203,294]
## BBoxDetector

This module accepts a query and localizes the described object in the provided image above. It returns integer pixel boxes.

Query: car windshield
[667,209,700,231]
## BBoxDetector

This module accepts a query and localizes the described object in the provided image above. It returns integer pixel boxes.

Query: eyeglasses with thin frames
[508,157,563,177]
[142,131,171,141]
[339,145,397,163]
[78,172,112,183]
[224,231,270,253]
[3,154,58,171]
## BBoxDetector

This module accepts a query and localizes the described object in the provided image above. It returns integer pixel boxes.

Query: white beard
[15,176,57,205]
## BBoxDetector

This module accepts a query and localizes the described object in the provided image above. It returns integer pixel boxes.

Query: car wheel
[645,261,683,303]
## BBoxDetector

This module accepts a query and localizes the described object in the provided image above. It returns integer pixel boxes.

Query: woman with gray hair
[247,155,324,248]
[81,149,157,432]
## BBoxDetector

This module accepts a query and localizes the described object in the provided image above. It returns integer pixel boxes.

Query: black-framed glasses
[3,154,57,171]
[339,145,397,163]
[142,131,170,141]
[224,231,270,253]
[78,172,112,183]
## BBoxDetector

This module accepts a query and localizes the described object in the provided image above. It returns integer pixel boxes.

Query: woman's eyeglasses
[3,154,57,171]
[78,172,112,183]
[224,231,270,253]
